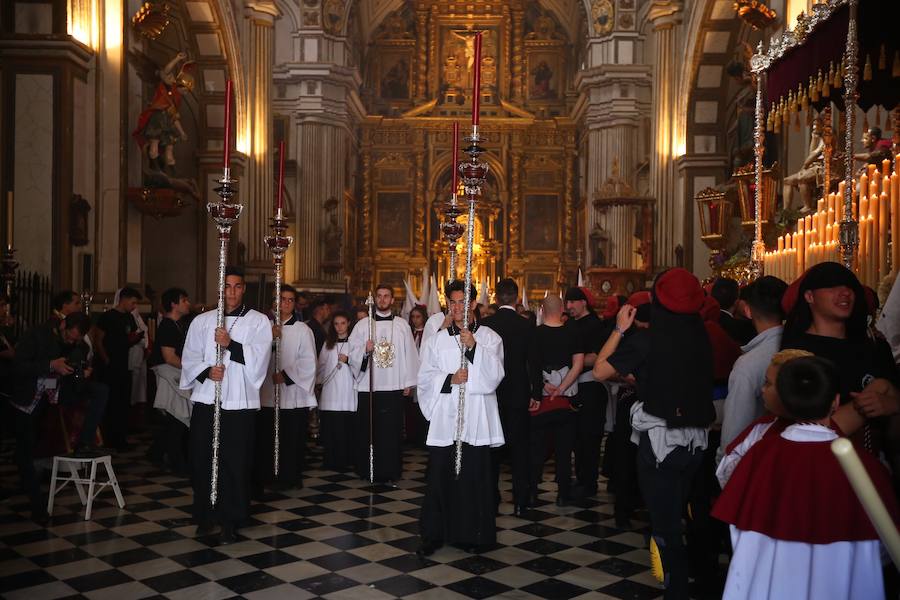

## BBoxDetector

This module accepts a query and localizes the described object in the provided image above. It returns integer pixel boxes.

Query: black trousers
[611,388,640,519]
[14,381,108,513]
[190,403,256,526]
[574,381,607,493]
[254,406,308,487]
[355,390,404,482]
[100,365,132,448]
[320,410,355,471]
[529,409,576,498]
[492,399,530,507]
[420,443,496,546]
[636,431,704,600]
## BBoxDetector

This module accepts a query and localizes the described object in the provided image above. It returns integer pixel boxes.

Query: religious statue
[321,197,343,272]
[530,61,555,99]
[443,54,461,88]
[132,51,200,200]
[322,0,345,35]
[481,55,497,88]
[381,59,409,99]
[782,118,824,212]
[589,222,611,267]
[853,126,893,175]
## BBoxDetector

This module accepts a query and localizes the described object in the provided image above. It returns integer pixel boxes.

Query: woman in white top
[317,311,356,471]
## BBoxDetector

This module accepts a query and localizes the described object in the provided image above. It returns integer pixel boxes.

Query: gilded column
[510,151,522,258]
[414,148,426,256]
[243,1,279,265]
[361,148,372,256]
[503,5,512,99]
[428,8,438,99]
[416,10,428,99]
[512,9,525,101]
[564,149,576,260]
[648,1,683,269]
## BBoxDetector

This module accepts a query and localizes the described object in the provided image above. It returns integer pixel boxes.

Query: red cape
[713,430,899,544]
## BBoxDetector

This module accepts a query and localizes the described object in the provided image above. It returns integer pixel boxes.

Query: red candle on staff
[223,80,233,168]
[276,140,285,215]
[471,32,482,126]
[451,121,459,197]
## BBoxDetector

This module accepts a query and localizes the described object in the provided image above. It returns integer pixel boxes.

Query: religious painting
[376,191,411,248]
[527,273,554,293]
[376,270,405,293]
[379,54,411,100]
[438,25,501,100]
[523,194,559,251]
[527,52,560,101]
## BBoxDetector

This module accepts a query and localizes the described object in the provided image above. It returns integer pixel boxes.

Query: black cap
[564,287,587,302]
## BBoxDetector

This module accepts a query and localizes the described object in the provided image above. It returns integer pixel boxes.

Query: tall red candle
[276,140,285,214]
[471,32,482,126]
[223,80,232,168]
[451,121,459,196]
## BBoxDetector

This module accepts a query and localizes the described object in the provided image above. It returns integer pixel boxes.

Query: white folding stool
[46,455,126,520]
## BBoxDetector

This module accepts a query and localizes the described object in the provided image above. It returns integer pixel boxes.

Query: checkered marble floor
[0,437,662,600]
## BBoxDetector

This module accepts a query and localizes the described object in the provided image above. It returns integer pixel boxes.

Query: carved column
[415,9,428,99]
[361,148,373,257]
[242,1,279,266]
[648,1,683,269]
[428,8,438,100]
[512,8,525,101]
[414,148,426,256]
[564,148,576,260]
[502,5,512,99]
[509,151,522,258]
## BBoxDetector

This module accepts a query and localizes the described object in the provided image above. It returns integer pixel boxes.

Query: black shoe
[555,495,575,507]
[416,538,442,557]
[219,523,237,545]
[195,520,217,536]
[512,503,529,518]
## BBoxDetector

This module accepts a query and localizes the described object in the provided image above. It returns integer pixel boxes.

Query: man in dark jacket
[482,278,535,516]
[12,313,108,521]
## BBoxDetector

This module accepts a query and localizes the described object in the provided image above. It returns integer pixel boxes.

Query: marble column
[648,1,683,269]
[242,1,279,267]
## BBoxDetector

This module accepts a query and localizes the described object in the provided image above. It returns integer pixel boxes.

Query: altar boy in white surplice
[256,284,317,491]
[180,267,272,544]
[416,280,505,557]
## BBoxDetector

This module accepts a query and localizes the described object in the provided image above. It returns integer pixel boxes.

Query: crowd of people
[3,260,900,599]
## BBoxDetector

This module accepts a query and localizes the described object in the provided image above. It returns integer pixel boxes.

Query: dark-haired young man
[50,290,83,329]
[348,283,419,484]
[417,280,505,555]
[481,278,534,515]
[94,287,144,450]
[711,277,756,346]
[180,267,272,543]
[719,276,788,455]
[148,287,192,473]
[306,299,329,355]
[13,313,109,520]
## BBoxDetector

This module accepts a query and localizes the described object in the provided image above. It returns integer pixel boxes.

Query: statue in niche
[589,222,611,267]
[443,54,461,87]
[526,14,559,40]
[782,118,824,212]
[481,55,497,88]
[132,51,200,200]
[530,60,555,99]
[381,58,409,99]
[321,197,343,271]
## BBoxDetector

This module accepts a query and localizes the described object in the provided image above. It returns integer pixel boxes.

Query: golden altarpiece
[354,0,579,300]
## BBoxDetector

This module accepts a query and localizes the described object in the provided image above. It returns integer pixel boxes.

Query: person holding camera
[11,312,109,522]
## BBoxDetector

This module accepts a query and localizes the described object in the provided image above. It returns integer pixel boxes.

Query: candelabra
[453,127,489,477]
[206,166,243,506]
[439,198,466,278]
[264,211,292,477]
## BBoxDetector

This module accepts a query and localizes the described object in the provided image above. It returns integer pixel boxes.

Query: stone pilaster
[648,1,683,269]
[241,1,279,267]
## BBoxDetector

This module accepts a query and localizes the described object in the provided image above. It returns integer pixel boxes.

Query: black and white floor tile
[0,438,662,599]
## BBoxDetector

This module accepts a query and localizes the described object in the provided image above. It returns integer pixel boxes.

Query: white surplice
[260,319,317,409]
[348,312,419,392]
[180,307,272,410]
[317,340,357,411]
[420,311,447,350]
[722,424,886,600]
[417,324,506,447]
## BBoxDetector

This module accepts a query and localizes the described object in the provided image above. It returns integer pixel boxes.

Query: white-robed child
[317,311,356,471]
[713,356,899,600]
[256,285,317,491]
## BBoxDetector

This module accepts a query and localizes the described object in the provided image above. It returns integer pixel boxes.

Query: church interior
[2,0,900,598]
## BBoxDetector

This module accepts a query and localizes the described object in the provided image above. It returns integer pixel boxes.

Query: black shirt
[565,310,611,356]
[97,309,137,368]
[782,332,899,405]
[719,310,756,346]
[148,317,186,368]
[532,324,581,370]
[607,328,651,400]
